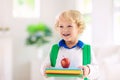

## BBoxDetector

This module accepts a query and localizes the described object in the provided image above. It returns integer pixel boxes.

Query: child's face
[57,17,80,42]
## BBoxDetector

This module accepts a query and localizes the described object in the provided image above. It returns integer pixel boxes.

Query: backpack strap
[83,44,91,65]
[50,44,59,67]
[82,44,91,80]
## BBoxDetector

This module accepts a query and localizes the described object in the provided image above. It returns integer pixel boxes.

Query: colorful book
[45,67,83,77]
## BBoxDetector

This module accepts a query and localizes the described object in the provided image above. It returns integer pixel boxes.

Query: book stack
[45,67,83,77]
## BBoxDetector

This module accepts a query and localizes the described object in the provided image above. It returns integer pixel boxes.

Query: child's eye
[59,26,63,28]
[67,25,72,27]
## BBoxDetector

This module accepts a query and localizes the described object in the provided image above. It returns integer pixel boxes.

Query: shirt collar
[58,39,84,49]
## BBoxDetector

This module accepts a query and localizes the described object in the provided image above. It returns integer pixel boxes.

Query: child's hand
[78,66,90,77]
[43,65,52,78]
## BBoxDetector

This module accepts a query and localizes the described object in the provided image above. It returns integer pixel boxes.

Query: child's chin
[65,40,72,42]
[63,38,71,41]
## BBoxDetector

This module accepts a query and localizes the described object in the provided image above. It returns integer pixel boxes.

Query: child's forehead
[58,19,76,26]
[58,15,75,23]
[58,18,73,25]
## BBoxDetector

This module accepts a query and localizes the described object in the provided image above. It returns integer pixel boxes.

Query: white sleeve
[87,47,99,80]
[40,54,51,76]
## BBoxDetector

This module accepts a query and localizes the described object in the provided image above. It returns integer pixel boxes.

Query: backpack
[50,44,91,80]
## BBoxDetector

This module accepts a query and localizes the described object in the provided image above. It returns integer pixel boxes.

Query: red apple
[61,57,70,68]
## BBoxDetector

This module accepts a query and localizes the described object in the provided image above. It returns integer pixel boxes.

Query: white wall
[92,0,113,45]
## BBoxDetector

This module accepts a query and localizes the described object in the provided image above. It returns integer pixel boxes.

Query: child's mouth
[63,34,70,37]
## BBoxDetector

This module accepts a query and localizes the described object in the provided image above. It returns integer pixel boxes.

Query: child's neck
[65,40,78,48]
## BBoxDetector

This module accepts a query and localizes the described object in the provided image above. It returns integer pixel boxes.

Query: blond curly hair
[55,10,85,34]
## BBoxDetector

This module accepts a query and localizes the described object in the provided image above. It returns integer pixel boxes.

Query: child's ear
[78,25,85,34]
[78,29,82,34]
[54,27,60,34]
[55,27,59,32]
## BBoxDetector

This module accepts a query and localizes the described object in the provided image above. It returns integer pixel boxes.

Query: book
[45,67,83,77]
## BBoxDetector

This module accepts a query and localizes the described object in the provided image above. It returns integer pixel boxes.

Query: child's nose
[63,28,68,32]
[63,27,69,31]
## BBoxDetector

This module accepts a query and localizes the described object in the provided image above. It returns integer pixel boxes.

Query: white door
[0,45,5,80]
[0,38,12,80]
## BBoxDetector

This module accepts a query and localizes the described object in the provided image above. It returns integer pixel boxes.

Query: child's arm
[78,48,99,79]
[40,55,51,77]
[85,48,99,79]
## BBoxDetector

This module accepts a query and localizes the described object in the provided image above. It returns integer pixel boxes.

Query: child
[41,10,99,80]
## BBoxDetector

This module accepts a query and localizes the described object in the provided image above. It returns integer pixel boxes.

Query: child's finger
[78,66,89,77]
[83,66,90,77]
[78,66,86,78]
[78,66,84,69]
